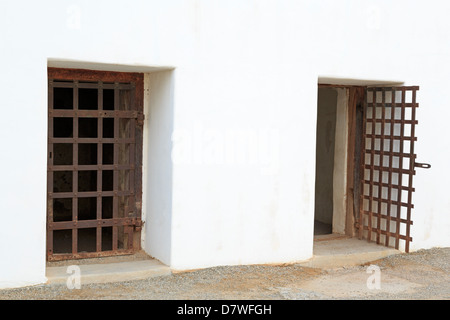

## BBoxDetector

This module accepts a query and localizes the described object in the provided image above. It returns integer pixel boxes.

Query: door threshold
[314,233,350,242]
[46,256,171,285]
[46,250,152,267]
[300,237,400,268]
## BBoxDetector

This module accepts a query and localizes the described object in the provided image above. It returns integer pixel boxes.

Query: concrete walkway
[46,258,171,285]
[45,236,399,285]
[2,247,448,300]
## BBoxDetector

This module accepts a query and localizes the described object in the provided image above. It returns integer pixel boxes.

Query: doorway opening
[314,85,365,238]
[314,82,424,254]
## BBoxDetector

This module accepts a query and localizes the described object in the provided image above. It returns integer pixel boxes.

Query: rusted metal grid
[47,68,144,261]
[359,86,419,253]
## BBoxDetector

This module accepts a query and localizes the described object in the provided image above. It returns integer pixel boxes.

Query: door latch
[414,162,431,169]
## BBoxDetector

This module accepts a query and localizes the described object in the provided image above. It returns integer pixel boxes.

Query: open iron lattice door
[358,86,430,253]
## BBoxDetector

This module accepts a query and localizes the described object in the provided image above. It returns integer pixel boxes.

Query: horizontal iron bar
[49,164,135,171]
[367,86,419,91]
[364,150,417,158]
[363,165,415,175]
[366,103,419,108]
[50,110,139,118]
[48,218,141,230]
[361,211,413,225]
[51,82,133,90]
[363,180,415,192]
[50,138,135,144]
[49,190,134,198]
[362,195,414,208]
[365,119,418,124]
[361,226,413,242]
[364,134,417,141]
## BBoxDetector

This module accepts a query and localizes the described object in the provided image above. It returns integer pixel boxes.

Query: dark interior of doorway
[314,88,337,236]
[314,85,365,238]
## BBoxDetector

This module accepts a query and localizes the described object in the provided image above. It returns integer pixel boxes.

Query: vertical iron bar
[368,89,376,243]
[129,103,136,221]
[376,88,386,244]
[97,81,103,252]
[395,88,406,250]
[72,81,79,255]
[359,89,368,240]
[113,83,120,250]
[405,88,417,253]
[129,86,137,249]
[385,89,396,247]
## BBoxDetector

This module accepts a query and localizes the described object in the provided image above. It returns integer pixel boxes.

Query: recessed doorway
[314,85,365,238]
[47,68,145,261]
[313,82,423,254]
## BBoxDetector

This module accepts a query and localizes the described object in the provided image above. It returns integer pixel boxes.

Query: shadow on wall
[314,88,337,232]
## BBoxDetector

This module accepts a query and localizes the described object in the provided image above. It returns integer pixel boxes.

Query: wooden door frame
[345,86,366,237]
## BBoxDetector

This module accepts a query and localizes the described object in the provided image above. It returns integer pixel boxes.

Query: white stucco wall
[0,0,449,288]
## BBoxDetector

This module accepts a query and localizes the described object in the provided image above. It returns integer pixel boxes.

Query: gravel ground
[0,247,449,300]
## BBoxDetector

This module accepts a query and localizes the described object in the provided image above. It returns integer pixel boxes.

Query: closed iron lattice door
[47,68,144,261]
[358,86,428,253]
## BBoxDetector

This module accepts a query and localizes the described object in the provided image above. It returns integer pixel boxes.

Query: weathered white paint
[0,0,449,288]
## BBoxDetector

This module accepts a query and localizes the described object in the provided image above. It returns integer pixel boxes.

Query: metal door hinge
[134,219,144,231]
[137,113,145,126]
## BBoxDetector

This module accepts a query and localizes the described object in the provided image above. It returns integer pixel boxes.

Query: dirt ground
[0,247,449,300]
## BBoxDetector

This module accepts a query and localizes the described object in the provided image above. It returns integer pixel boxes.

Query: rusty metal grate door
[47,68,144,261]
[358,86,429,252]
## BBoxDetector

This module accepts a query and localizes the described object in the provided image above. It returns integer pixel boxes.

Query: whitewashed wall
[0,0,449,288]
